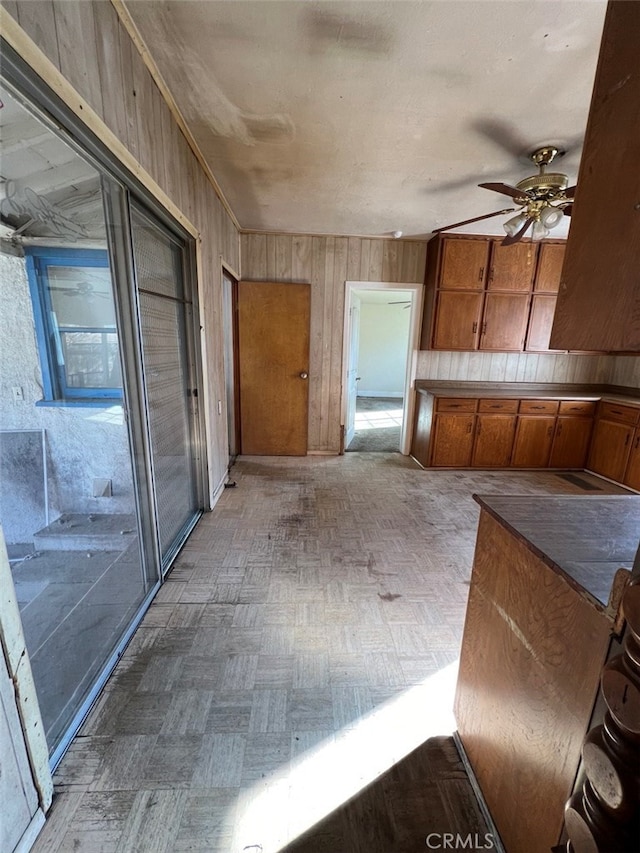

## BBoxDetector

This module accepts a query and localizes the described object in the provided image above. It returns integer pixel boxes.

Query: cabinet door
[526,294,563,352]
[440,238,489,290]
[480,293,530,351]
[472,415,516,467]
[549,417,594,468]
[511,416,555,467]
[488,241,536,291]
[588,419,633,481]
[623,430,640,490]
[534,243,565,293]
[431,414,475,467]
[432,292,483,349]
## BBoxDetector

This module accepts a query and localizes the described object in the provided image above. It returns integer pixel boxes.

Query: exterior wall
[2,0,240,501]
[240,232,426,452]
[0,252,134,542]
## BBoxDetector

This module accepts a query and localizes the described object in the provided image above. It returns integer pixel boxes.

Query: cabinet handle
[466,422,473,434]
[476,422,481,435]
[472,321,478,334]
[625,432,630,446]
[557,423,563,435]
[531,405,545,410]
[635,436,640,450]
[478,266,484,281]
[611,409,623,416]
[482,321,487,335]
[547,426,553,437]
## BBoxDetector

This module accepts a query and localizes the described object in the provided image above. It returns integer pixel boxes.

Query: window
[24,246,122,403]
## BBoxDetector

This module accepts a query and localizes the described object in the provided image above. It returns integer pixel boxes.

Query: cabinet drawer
[558,400,597,416]
[519,399,559,415]
[478,399,519,414]
[599,401,640,425]
[435,398,477,413]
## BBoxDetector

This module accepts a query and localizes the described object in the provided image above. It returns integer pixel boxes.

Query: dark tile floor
[33,455,629,852]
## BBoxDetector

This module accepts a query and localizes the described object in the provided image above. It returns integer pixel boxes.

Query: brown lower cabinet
[588,419,634,482]
[472,415,516,467]
[430,413,475,466]
[511,415,556,467]
[549,416,594,469]
[624,432,640,490]
[413,394,640,485]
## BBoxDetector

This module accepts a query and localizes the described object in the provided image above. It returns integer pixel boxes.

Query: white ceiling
[124,0,607,239]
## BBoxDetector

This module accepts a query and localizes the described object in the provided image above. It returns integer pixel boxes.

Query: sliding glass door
[130,204,203,572]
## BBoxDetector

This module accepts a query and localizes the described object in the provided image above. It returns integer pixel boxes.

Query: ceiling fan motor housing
[515,172,569,200]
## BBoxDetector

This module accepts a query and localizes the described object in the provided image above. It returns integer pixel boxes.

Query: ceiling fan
[433,146,576,246]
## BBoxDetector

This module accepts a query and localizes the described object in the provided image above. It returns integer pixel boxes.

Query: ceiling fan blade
[433,207,516,233]
[501,216,534,246]
[478,182,527,200]
[564,186,577,199]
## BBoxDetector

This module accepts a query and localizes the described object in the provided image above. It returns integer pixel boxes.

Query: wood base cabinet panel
[549,416,594,469]
[430,413,475,467]
[623,431,640,490]
[455,511,612,853]
[472,415,516,467]
[511,415,555,468]
[588,419,633,482]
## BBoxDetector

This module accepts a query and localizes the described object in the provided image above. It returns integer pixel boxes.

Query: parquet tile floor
[33,454,629,853]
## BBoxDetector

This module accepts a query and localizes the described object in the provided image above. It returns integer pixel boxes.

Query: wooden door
[623,430,640,490]
[488,241,536,291]
[511,416,555,467]
[526,295,559,351]
[549,417,594,468]
[588,419,633,481]
[535,243,565,293]
[432,291,483,349]
[238,281,310,455]
[480,293,530,351]
[472,415,516,467]
[440,238,489,290]
[430,414,475,466]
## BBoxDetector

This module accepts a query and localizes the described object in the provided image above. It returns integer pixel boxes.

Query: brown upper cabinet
[420,234,566,352]
[550,1,640,353]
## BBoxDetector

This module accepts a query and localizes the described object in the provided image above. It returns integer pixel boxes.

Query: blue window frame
[24,246,123,404]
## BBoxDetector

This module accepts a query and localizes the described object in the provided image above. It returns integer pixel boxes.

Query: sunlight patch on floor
[354,407,403,431]
[232,660,459,853]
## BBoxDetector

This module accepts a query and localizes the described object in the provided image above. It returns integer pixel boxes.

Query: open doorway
[342,281,423,454]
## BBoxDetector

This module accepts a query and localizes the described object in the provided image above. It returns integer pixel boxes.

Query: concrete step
[33,513,137,551]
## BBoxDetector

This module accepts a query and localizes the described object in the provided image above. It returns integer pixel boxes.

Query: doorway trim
[341,280,423,455]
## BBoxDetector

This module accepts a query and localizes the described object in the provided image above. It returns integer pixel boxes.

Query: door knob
[299,371,308,379]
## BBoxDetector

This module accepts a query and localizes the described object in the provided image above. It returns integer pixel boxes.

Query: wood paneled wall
[416,351,613,385]
[3,0,239,499]
[240,233,427,452]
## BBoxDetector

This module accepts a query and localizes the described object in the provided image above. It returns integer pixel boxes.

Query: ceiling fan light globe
[539,205,564,229]
[531,220,550,240]
[503,212,527,236]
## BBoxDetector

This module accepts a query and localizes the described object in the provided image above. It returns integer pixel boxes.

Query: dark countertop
[474,494,640,609]
[414,381,640,406]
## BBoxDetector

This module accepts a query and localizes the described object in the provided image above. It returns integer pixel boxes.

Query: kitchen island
[454,494,639,852]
